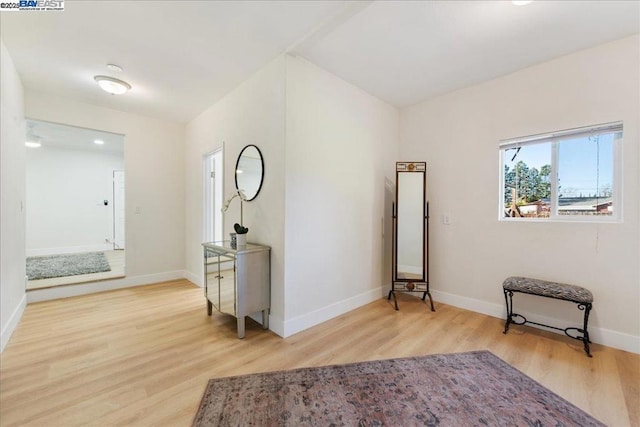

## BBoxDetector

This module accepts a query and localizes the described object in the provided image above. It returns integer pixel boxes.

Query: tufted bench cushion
[503,276,593,304]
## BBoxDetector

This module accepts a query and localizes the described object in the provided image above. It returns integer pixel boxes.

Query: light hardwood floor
[1,280,638,426]
[27,250,125,290]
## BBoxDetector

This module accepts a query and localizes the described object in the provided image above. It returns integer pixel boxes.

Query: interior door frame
[112,170,125,250]
[203,146,224,243]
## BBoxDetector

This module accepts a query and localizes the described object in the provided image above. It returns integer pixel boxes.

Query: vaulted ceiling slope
[2,1,638,123]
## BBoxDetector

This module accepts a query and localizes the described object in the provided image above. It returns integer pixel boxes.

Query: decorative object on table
[192,350,604,427]
[222,189,247,225]
[233,223,248,234]
[26,252,111,281]
[389,161,434,311]
[233,223,248,246]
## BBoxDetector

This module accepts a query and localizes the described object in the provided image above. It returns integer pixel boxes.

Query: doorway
[113,170,125,250]
[25,119,126,289]
[204,149,223,243]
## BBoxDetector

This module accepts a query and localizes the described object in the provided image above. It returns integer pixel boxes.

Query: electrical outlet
[443,214,450,225]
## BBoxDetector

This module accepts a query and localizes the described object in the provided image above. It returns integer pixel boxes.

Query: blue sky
[505,133,614,197]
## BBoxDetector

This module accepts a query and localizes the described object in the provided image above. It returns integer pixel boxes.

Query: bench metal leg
[503,289,593,357]
[503,290,514,334]
[581,303,592,357]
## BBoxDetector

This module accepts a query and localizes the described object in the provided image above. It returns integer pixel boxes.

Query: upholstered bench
[502,276,594,357]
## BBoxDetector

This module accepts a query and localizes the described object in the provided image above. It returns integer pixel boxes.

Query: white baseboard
[27,270,187,303]
[267,313,285,338]
[27,244,114,257]
[1,293,27,353]
[184,270,202,287]
[432,289,505,319]
[276,286,387,338]
[18,273,640,355]
[431,288,640,354]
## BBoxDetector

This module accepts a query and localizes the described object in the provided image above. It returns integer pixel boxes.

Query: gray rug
[26,252,111,280]
[193,350,604,426]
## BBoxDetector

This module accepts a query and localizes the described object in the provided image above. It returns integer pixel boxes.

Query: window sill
[498,216,622,224]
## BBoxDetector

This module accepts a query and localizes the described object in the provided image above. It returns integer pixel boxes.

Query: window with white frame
[499,122,622,221]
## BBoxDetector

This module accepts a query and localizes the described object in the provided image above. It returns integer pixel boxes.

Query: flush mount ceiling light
[512,0,533,5]
[94,75,131,95]
[94,139,105,145]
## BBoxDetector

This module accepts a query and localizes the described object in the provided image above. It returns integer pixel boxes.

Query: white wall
[185,55,399,337]
[400,35,639,353]
[283,56,399,336]
[26,145,124,255]
[0,40,27,352]
[24,90,186,299]
[185,56,287,323]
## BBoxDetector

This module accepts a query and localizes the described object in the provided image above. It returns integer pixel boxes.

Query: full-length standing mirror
[388,162,434,311]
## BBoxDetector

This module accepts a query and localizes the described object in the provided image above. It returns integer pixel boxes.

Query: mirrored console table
[203,241,270,338]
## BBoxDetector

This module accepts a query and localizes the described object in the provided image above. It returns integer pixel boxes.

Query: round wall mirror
[235,144,264,201]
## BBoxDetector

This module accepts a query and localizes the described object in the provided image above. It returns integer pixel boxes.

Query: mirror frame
[393,161,427,283]
[389,161,434,311]
[235,144,264,202]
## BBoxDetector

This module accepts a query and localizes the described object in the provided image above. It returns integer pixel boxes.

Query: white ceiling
[1,1,346,123]
[2,1,638,124]
[293,1,640,107]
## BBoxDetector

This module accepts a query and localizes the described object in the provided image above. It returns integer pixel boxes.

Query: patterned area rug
[26,252,111,280]
[193,350,604,426]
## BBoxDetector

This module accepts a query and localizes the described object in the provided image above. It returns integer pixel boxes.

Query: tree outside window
[500,123,621,221]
